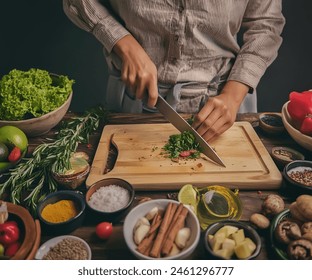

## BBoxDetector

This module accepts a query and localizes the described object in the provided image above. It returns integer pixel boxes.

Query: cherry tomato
[8,146,21,162]
[95,222,113,240]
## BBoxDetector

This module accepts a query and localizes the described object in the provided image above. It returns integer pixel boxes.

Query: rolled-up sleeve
[228,0,285,90]
[63,0,130,53]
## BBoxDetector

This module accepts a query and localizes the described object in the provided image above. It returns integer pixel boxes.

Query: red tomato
[8,146,21,162]
[95,222,113,240]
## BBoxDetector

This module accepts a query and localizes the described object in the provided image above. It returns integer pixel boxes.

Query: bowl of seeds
[35,235,91,260]
[282,160,312,195]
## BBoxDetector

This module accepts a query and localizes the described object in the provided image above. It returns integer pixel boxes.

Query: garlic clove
[145,207,158,221]
[175,227,191,249]
[168,243,181,257]
[134,224,150,245]
[0,201,8,224]
[133,217,150,233]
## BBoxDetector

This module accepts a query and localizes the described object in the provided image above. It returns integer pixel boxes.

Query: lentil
[288,168,312,187]
[43,238,89,260]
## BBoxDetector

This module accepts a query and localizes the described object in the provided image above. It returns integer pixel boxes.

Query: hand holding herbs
[0,107,108,215]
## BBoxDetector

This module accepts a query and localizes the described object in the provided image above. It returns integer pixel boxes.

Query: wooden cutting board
[86,122,282,190]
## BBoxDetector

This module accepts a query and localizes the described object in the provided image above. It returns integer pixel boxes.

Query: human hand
[113,35,158,108]
[192,81,249,142]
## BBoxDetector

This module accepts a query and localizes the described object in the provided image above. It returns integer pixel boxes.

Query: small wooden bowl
[259,112,285,135]
[271,146,305,169]
[1,201,38,260]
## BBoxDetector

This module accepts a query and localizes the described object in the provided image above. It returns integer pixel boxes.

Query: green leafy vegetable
[163,131,202,159]
[0,68,74,120]
[0,106,108,215]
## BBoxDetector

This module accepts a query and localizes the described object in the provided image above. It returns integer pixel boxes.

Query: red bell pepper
[0,221,20,246]
[300,115,312,136]
[4,241,21,257]
[287,91,312,136]
[287,91,312,123]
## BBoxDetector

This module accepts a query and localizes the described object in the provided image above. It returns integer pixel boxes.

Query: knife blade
[155,95,226,167]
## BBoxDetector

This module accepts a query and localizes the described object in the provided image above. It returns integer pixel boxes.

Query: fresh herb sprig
[0,106,108,214]
[163,131,201,159]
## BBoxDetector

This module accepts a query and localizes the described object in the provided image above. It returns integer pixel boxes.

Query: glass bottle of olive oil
[196,185,243,230]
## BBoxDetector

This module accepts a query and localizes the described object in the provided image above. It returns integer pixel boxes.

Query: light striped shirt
[63,0,285,112]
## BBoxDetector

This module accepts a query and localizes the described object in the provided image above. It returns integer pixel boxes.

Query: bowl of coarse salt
[85,178,135,222]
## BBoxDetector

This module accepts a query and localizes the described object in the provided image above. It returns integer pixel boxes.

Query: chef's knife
[155,95,226,167]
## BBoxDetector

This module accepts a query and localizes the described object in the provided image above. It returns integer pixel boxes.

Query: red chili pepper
[0,221,20,246]
[300,115,312,136]
[287,91,312,122]
[179,150,191,157]
[8,146,21,162]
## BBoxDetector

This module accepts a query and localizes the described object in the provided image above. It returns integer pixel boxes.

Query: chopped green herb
[162,131,202,159]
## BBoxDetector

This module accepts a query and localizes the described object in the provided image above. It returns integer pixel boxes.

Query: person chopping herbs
[63,0,285,142]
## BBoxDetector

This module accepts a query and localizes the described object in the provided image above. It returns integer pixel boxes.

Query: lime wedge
[178,184,198,213]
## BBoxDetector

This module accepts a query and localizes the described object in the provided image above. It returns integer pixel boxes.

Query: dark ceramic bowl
[282,160,312,196]
[85,178,135,222]
[204,220,261,260]
[269,209,290,260]
[37,190,86,235]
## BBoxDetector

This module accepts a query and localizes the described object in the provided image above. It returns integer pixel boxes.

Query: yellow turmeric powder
[41,199,78,223]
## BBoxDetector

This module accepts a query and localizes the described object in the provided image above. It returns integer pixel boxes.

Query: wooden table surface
[26,112,312,260]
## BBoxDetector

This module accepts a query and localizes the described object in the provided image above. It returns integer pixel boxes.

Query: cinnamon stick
[137,213,161,255]
[161,206,189,256]
[149,202,177,258]
[162,203,184,242]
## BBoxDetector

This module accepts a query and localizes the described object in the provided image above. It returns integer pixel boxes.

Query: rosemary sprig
[0,106,108,215]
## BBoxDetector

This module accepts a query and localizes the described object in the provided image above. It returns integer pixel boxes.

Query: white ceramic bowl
[35,235,92,260]
[281,101,312,151]
[123,199,200,260]
[0,92,72,137]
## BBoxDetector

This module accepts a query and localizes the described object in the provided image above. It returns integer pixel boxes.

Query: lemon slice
[178,184,198,213]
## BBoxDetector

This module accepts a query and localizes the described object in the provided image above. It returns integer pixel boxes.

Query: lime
[0,126,28,152]
[178,184,198,213]
[0,142,9,161]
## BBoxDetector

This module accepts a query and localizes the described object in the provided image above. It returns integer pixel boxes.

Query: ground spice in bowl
[41,199,78,223]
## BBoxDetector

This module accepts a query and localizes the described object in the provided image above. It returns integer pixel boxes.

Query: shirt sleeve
[228,0,285,91]
[62,0,130,53]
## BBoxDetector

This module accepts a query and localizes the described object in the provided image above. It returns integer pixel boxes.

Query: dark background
[1,0,311,113]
